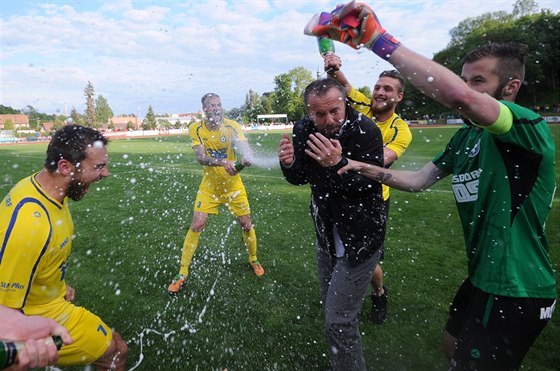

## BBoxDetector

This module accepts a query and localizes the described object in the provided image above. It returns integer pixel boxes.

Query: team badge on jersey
[220,135,227,143]
[469,139,481,157]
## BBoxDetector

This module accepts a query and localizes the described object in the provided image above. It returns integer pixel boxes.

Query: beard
[318,121,344,139]
[206,111,223,125]
[492,83,506,100]
[371,101,396,116]
[67,178,89,201]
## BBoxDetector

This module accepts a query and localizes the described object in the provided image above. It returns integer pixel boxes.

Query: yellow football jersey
[0,173,73,309]
[189,118,247,194]
[348,88,412,200]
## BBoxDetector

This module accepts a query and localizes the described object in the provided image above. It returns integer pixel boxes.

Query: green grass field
[0,125,558,370]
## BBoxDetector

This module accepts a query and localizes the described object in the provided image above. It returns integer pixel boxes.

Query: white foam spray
[129,221,236,371]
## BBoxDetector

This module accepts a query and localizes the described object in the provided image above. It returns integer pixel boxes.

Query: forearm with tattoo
[374,172,392,182]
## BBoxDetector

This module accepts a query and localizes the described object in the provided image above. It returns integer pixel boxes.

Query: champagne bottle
[234,161,245,172]
[317,37,335,57]
[0,336,62,368]
[317,37,336,74]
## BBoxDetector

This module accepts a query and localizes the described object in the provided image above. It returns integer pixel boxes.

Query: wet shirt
[189,118,246,193]
[281,106,386,265]
[0,174,73,309]
[433,101,557,298]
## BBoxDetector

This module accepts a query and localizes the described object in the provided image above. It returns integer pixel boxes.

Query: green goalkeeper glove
[303,1,401,60]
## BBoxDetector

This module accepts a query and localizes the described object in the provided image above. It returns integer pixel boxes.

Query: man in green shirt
[305,2,556,369]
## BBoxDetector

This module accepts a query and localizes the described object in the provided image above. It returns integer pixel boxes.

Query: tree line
[2,0,557,127]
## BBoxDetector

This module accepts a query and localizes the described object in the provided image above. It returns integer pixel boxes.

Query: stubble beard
[372,100,396,117]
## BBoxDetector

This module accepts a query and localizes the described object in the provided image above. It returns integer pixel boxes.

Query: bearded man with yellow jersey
[168,93,264,294]
[324,55,412,324]
[0,125,128,369]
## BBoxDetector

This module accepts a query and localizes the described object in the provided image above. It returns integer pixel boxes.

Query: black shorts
[445,279,556,370]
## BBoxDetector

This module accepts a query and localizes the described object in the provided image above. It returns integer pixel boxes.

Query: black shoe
[371,285,388,324]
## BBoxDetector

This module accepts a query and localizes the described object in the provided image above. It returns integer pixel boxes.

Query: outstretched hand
[304,1,385,49]
[305,133,343,167]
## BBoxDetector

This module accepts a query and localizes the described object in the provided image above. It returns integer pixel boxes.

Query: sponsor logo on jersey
[540,299,556,320]
[451,169,482,203]
[59,236,69,250]
[0,281,24,290]
[208,148,227,159]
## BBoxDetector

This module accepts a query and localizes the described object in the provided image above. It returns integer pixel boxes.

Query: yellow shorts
[194,186,251,216]
[24,298,112,366]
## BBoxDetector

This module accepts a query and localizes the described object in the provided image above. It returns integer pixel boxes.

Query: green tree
[53,115,67,127]
[21,105,51,129]
[242,89,263,123]
[225,107,243,122]
[95,95,113,127]
[0,105,20,114]
[512,0,538,18]
[260,94,272,115]
[270,66,314,121]
[84,81,96,127]
[357,86,371,99]
[69,107,85,126]
[3,119,14,130]
[142,105,157,130]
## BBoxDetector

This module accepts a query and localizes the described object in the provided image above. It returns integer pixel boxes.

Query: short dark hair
[379,70,405,93]
[44,125,108,173]
[201,93,220,106]
[303,79,346,108]
[462,42,528,86]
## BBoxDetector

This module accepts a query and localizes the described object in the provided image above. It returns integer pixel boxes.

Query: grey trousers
[316,244,379,371]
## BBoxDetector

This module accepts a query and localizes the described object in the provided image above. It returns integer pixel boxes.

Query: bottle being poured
[317,37,337,75]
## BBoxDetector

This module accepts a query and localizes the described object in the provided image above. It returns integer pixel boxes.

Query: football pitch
[0,125,558,370]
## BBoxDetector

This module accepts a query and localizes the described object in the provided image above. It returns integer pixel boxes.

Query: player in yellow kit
[0,125,128,369]
[168,93,264,294]
[324,55,412,323]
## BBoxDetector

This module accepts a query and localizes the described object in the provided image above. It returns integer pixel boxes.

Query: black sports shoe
[371,285,388,324]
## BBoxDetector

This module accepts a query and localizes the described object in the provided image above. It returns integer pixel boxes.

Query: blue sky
[1,0,559,117]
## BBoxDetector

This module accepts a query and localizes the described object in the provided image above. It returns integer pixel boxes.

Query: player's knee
[95,331,128,369]
[190,225,204,233]
[236,214,252,230]
[190,220,206,232]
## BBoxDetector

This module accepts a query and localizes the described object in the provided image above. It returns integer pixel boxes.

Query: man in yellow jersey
[168,93,264,294]
[0,125,128,369]
[324,54,412,324]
